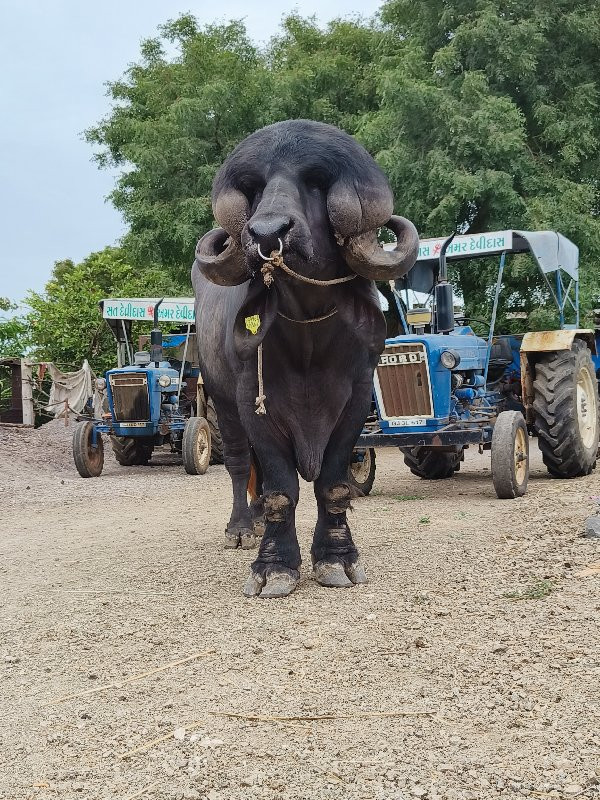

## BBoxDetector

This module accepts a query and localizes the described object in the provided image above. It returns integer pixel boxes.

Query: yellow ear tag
[245,314,261,335]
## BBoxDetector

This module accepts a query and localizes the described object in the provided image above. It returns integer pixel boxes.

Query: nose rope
[258,242,357,288]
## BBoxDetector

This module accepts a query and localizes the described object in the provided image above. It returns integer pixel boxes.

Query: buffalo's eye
[302,168,330,192]
[238,180,263,205]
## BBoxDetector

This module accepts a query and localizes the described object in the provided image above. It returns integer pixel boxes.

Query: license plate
[118,422,148,428]
[388,418,428,427]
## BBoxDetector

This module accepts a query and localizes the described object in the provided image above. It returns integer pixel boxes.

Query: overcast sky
[0,0,382,304]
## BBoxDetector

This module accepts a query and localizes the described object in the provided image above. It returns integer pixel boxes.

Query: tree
[89,7,600,328]
[26,248,183,374]
[86,14,382,280]
[87,17,271,281]
[361,0,600,327]
[0,298,28,359]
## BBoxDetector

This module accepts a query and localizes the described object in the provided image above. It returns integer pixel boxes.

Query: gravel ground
[1,421,599,800]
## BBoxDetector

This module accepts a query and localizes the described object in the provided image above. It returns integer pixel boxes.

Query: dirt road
[1,423,599,799]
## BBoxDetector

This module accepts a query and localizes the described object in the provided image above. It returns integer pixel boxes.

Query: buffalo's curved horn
[342,216,419,281]
[194,227,249,286]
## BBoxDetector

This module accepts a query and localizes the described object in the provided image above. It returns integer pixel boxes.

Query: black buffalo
[193,120,418,598]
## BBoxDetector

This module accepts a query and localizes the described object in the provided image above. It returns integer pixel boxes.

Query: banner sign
[102,298,196,323]
[416,231,513,261]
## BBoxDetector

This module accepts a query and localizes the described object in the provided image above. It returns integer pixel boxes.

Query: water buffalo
[192,119,418,598]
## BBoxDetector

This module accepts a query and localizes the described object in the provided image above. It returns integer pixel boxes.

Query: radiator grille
[109,373,150,421]
[375,343,433,418]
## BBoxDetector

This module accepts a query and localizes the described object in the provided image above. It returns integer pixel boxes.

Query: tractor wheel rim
[351,451,371,484]
[514,426,527,485]
[196,428,210,470]
[576,366,597,449]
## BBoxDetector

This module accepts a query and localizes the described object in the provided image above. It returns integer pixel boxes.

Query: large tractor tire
[402,447,462,479]
[73,422,104,478]
[110,436,154,467]
[348,448,376,495]
[207,397,224,465]
[532,340,599,478]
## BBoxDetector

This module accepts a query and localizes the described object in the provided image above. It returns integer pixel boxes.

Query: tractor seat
[488,338,513,368]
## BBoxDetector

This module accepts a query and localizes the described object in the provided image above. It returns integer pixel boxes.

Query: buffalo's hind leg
[217,402,258,550]
[243,450,300,599]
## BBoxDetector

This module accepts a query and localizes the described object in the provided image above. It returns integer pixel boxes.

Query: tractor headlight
[440,350,461,369]
[158,374,172,388]
[95,377,106,390]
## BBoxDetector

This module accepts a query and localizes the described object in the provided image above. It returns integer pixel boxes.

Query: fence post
[21,359,35,426]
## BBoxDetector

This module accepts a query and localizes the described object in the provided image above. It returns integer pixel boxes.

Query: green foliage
[503,578,554,601]
[0,299,28,359]
[25,248,184,374]
[87,6,600,324]
[361,0,600,324]
[86,15,382,281]
[87,19,271,279]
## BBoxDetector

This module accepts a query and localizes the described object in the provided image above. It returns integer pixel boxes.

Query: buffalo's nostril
[248,215,292,246]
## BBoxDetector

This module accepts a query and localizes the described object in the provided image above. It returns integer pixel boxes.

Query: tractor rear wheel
[348,448,376,495]
[401,447,462,479]
[110,436,154,466]
[73,422,104,478]
[182,416,211,475]
[533,340,599,478]
[207,398,224,465]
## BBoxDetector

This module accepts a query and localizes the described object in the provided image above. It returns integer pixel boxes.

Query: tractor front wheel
[401,447,462,479]
[491,410,529,499]
[110,436,154,466]
[182,416,211,475]
[73,422,104,478]
[533,340,599,477]
[348,448,376,495]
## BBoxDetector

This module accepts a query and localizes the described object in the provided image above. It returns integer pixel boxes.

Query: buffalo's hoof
[314,560,367,588]
[346,561,368,584]
[243,569,299,599]
[240,530,259,550]
[224,529,240,549]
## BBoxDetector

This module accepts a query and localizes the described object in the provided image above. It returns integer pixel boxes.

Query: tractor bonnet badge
[245,315,261,335]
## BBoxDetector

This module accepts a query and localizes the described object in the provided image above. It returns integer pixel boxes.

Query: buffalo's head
[195,120,418,286]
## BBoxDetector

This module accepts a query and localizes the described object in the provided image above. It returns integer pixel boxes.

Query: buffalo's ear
[233,280,280,361]
[336,279,387,359]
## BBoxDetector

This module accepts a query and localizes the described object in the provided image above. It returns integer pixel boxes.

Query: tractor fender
[520,329,596,354]
[519,329,596,423]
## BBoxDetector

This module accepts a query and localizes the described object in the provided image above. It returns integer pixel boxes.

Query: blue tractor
[350,230,599,498]
[73,298,215,477]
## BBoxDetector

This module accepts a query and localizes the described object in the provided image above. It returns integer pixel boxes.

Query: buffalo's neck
[275,278,340,324]
[272,280,341,367]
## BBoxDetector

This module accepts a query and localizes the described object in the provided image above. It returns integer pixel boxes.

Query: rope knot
[261,261,275,287]
[255,394,267,415]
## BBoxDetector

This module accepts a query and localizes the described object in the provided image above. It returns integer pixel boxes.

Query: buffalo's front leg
[311,391,370,588]
[243,451,300,599]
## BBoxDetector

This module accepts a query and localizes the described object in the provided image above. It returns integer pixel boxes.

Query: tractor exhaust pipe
[435,234,455,334]
[150,298,164,367]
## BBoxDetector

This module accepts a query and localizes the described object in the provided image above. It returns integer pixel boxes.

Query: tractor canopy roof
[98,298,196,343]
[393,230,578,295]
